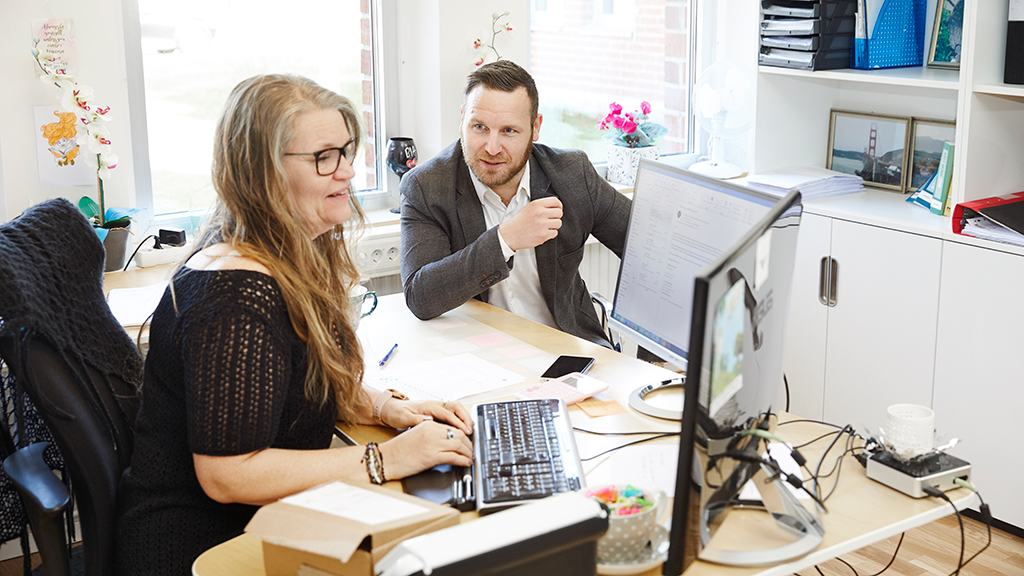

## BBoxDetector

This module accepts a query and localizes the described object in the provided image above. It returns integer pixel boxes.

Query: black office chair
[0,198,144,576]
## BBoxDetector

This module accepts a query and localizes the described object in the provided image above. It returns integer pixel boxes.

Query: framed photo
[928,0,964,69]
[908,118,956,192]
[826,110,911,192]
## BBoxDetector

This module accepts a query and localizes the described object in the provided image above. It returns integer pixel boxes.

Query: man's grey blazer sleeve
[399,173,511,320]
[582,155,632,258]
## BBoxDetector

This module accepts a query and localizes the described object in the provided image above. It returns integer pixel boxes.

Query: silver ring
[446,428,455,440]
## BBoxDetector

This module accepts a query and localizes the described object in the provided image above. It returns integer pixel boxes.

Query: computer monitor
[609,161,780,371]
[662,188,820,574]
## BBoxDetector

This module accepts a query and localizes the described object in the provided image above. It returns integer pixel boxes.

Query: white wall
[393,0,530,163]
[0,0,135,219]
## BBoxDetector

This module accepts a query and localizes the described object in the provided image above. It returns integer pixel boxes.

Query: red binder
[951,191,1024,236]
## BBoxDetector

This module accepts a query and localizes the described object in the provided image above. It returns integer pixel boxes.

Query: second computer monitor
[609,160,780,369]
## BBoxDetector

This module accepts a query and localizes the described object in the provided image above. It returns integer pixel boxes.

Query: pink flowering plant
[598,101,667,148]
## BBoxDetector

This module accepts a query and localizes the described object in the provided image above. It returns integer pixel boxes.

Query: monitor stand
[627,376,685,420]
[698,460,825,566]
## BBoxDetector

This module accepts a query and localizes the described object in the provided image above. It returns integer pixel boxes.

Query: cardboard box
[245,481,461,576]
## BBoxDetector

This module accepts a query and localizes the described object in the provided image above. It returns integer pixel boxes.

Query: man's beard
[462,138,533,190]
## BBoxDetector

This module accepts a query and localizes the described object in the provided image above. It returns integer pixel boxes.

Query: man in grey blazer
[400,60,631,347]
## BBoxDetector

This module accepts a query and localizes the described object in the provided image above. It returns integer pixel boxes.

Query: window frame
[121,0,397,234]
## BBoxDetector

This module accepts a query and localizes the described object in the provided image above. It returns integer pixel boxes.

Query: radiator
[360,236,621,302]
[579,240,621,302]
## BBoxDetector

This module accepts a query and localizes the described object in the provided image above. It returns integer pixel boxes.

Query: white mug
[349,285,378,331]
[886,403,935,459]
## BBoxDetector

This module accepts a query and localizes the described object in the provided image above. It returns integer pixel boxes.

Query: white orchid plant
[32,37,138,239]
[472,11,513,66]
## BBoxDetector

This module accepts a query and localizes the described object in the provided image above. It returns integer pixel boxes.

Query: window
[530,0,692,163]
[127,0,386,224]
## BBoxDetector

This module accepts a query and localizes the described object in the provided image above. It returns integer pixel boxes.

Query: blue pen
[379,343,398,367]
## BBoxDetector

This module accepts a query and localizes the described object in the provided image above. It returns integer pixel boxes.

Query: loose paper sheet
[367,352,525,401]
[282,482,428,526]
[586,444,679,495]
[107,282,168,327]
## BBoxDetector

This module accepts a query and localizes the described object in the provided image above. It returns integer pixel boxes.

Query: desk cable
[571,427,678,462]
[798,481,992,576]
[785,418,994,576]
[123,234,160,271]
[924,479,992,576]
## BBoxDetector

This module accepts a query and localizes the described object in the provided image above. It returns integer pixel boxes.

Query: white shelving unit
[744,0,1024,528]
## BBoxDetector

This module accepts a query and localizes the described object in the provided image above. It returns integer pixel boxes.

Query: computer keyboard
[474,398,585,512]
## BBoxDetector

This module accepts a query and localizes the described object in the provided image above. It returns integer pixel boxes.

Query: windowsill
[364,207,400,228]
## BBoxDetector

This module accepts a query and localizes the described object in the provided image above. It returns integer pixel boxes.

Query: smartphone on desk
[540,355,595,380]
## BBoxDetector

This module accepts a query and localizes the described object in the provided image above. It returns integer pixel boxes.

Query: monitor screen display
[609,161,778,368]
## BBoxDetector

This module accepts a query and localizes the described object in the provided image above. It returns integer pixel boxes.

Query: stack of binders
[759,0,858,71]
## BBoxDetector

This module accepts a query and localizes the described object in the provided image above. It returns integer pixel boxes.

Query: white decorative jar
[606,144,660,186]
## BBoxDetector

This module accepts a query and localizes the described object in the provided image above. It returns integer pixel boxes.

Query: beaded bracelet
[361,442,386,485]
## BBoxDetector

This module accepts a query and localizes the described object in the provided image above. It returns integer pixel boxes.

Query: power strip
[135,244,192,268]
[866,452,971,498]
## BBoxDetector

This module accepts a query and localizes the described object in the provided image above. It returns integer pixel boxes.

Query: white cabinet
[784,212,942,433]
[783,213,830,419]
[821,219,942,432]
[727,0,1024,526]
[933,240,1024,528]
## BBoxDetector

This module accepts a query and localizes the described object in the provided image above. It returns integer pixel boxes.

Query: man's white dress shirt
[468,163,559,330]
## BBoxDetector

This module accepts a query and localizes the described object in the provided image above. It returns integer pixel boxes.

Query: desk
[165,292,978,576]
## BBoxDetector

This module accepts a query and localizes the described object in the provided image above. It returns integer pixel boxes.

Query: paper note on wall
[34,106,95,188]
[32,18,77,76]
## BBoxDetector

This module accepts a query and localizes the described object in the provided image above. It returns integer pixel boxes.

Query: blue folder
[852,0,926,69]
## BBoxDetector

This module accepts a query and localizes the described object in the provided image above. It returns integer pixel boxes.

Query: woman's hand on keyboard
[380,419,474,479]
[380,399,473,435]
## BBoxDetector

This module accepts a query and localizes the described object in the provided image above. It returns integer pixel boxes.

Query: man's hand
[498,197,563,251]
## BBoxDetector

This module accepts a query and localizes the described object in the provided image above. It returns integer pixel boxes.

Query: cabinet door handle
[828,258,839,307]
[818,257,830,305]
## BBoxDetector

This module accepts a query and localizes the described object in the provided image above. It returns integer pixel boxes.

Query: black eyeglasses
[284,138,357,176]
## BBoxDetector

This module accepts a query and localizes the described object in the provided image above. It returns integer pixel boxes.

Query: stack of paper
[952,190,1024,248]
[746,166,864,199]
[961,217,1024,248]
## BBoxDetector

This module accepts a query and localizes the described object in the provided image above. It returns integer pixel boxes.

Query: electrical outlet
[355,227,400,278]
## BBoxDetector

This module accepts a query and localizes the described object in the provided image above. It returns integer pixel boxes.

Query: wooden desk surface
[177,293,977,576]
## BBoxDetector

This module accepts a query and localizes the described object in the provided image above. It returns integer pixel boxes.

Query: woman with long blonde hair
[115,75,473,575]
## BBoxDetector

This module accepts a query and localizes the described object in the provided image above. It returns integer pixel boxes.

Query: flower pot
[103,227,130,272]
[606,144,660,186]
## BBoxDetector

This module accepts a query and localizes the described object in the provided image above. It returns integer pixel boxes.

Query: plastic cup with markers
[586,484,668,566]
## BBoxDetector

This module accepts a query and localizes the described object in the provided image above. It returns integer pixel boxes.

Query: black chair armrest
[4,442,71,576]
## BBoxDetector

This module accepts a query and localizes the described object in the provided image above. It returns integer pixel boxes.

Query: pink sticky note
[466,332,513,347]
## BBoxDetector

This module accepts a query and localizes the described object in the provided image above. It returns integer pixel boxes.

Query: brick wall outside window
[360,0,376,188]
[531,0,690,155]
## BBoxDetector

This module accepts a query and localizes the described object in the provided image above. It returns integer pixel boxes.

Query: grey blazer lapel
[455,151,487,247]
[530,157,559,311]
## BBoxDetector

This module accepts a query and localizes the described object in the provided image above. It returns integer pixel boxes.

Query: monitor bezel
[661,189,803,576]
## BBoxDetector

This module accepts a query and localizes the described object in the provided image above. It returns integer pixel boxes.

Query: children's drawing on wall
[35,106,94,188]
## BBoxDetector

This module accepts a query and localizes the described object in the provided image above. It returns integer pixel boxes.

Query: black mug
[387,137,418,213]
